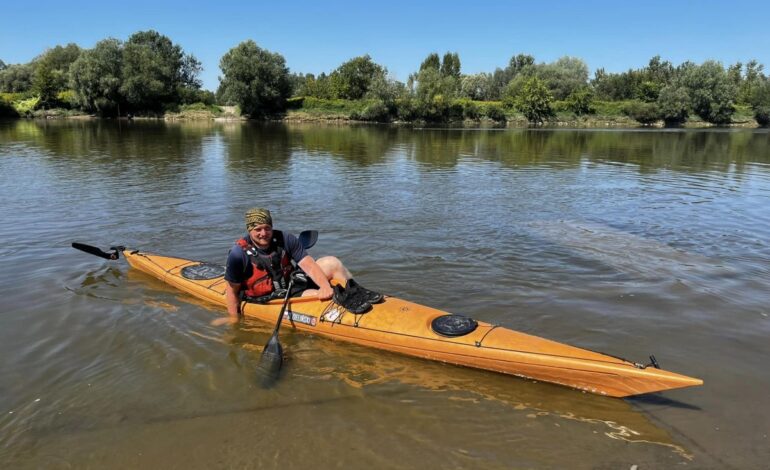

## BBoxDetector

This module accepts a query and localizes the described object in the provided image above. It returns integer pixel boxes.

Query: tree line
[1,30,769,126]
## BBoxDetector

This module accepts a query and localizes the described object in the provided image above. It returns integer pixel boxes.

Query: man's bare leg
[300,256,352,297]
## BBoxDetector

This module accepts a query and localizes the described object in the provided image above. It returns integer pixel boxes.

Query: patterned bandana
[245,207,273,231]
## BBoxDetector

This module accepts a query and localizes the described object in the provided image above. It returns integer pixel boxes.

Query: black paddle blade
[72,242,120,260]
[255,335,283,388]
[298,230,318,250]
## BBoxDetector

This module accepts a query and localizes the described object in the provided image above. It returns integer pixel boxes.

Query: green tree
[487,54,535,100]
[501,75,528,107]
[69,38,124,115]
[288,72,308,96]
[739,60,765,104]
[638,55,674,101]
[592,67,639,101]
[120,30,201,112]
[645,56,674,85]
[217,40,291,116]
[656,85,689,126]
[750,79,770,126]
[440,52,461,78]
[514,76,554,124]
[419,53,440,72]
[679,60,737,124]
[0,63,34,92]
[412,52,464,120]
[727,62,743,91]
[636,81,661,102]
[301,72,334,99]
[508,54,535,76]
[461,73,490,100]
[329,55,386,100]
[0,59,6,70]
[592,56,674,102]
[365,73,405,103]
[32,44,82,106]
[564,86,595,115]
[537,56,589,100]
[414,67,444,110]
[32,59,58,106]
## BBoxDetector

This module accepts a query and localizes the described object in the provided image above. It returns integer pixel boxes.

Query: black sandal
[347,279,384,304]
[333,284,372,314]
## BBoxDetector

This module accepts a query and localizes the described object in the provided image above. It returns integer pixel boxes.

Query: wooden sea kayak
[122,248,703,398]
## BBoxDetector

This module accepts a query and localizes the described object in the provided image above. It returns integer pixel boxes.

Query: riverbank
[1,97,763,128]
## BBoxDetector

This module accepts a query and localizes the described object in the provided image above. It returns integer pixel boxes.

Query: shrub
[0,95,19,117]
[565,87,595,115]
[656,86,689,126]
[447,99,464,121]
[395,97,418,121]
[750,80,770,127]
[457,98,481,120]
[413,94,453,122]
[355,99,391,122]
[13,96,40,116]
[181,102,222,114]
[622,101,660,125]
[484,103,507,123]
[755,106,770,127]
[56,90,77,109]
[515,77,554,124]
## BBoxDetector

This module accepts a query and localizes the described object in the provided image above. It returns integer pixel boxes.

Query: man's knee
[316,256,343,271]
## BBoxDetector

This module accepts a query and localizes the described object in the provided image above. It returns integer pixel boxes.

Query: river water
[1,120,768,469]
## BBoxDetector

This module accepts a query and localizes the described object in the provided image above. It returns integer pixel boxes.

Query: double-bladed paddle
[72,242,124,260]
[254,277,294,387]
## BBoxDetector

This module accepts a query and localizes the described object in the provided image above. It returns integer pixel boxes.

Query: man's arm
[224,281,242,319]
[298,255,334,300]
[215,246,246,325]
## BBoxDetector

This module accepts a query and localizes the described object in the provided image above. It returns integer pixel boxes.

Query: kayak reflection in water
[215,208,382,325]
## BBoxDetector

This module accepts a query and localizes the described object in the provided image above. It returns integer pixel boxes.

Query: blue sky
[1,1,768,91]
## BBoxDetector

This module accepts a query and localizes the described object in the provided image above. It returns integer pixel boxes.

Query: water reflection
[3,121,769,172]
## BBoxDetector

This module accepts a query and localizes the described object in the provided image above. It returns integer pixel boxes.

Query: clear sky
[1,0,768,91]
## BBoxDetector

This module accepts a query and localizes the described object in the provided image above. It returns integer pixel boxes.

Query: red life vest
[236,232,293,298]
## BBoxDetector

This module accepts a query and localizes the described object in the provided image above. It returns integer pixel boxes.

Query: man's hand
[298,255,335,300]
[317,284,334,301]
[211,316,239,326]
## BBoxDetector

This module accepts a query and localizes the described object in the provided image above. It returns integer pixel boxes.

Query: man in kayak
[221,208,381,323]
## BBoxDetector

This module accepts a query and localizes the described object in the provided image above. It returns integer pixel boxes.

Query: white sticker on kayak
[282,310,317,327]
[322,308,342,323]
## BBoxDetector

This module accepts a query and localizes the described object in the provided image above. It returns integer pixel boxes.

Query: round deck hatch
[431,314,478,337]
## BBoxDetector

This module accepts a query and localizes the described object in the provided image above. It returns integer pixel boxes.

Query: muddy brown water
[1,120,768,469]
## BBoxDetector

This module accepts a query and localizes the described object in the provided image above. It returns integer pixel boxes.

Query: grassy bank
[285,97,762,127]
[1,93,762,127]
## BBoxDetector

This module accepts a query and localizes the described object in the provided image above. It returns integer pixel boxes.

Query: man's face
[249,224,273,249]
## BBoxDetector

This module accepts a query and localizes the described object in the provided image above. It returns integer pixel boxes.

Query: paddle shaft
[265,278,294,346]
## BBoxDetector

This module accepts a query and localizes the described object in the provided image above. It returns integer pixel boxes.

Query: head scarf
[245,207,272,231]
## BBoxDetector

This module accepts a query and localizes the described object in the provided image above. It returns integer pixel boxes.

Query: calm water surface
[1,120,769,469]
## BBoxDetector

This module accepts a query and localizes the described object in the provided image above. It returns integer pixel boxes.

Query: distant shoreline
[8,109,762,129]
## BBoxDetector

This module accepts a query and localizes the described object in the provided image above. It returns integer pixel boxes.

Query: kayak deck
[123,249,703,398]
